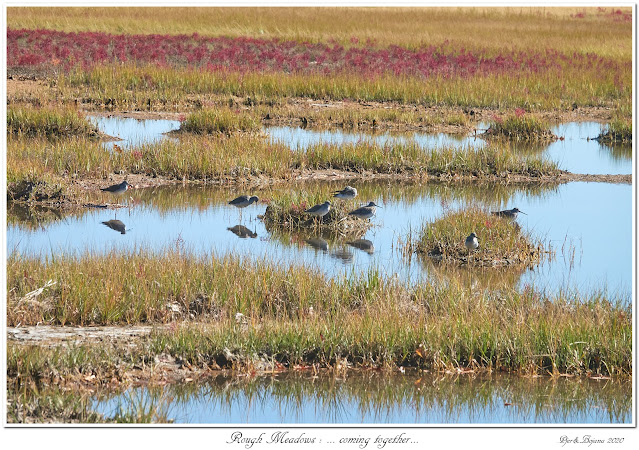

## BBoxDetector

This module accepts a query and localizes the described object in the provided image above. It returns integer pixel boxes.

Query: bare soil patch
[8,325,159,346]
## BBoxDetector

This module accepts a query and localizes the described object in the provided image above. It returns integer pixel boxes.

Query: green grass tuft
[7,106,101,138]
[484,114,556,141]
[414,207,547,267]
[179,108,261,134]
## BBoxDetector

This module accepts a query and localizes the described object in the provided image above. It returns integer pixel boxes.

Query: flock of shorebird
[228,186,381,222]
[99,180,526,251]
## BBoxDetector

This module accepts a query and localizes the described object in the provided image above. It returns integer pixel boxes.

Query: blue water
[91,373,631,424]
[7,181,632,299]
[88,115,180,149]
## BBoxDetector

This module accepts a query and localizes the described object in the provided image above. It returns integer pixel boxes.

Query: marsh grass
[414,207,546,267]
[7,134,560,194]
[58,65,630,114]
[598,116,632,143]
[6,249,631,375]
[7,176,66,203]
[484,113,557,141]
[179,108,261,135]
[7,106,101,138]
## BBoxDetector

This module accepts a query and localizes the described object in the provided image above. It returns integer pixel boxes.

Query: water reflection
[420,257,526,292]
[227,225,258,239]
[347,239,375,255]
[7,180,631,299]
[305,237,329,252]
[101,219,127,235]
[92,372,631,424]
[330,245,354,263]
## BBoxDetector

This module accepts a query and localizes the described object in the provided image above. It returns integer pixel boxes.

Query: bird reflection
[227,225,258,239]
[305,237,329,252]
[330,247,354,263]
[347,239,375,255]
[102,219,126,234]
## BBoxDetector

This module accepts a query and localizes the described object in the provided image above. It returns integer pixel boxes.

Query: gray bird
[492,207,526,220]
[229,195,259,209]
[305,201,332,218]
[333,186,358,200]
[100,180,131,195]
[102,219,126,234]
[465,232,479,251]
[348,202,380,220]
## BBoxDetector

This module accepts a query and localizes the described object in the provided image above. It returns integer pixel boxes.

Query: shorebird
[102,219,126,235]
[348,202,380,220]
[229,195,259,221]
[100,180,131,195]
[492,207,526,220]
[465,232,479,252]
[228,195,259,209]
[305,201,332,219]
[333,186,358,200]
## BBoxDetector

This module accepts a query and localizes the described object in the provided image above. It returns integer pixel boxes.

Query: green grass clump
[7,134,560,196]
[7,106,101,138]
[414,207,545,267]
[179,108,261,134]
[7,175,66,203]
[262,191,371,233]
[598,117,632,143]
[484,114,556,141]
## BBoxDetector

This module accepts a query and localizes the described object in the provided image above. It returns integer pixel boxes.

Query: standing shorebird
[100,180,132,195]
[229,195,259,209]
[305,201,332,219]
[333,186,358,200]
[492,207,526,220]
[465,232,480,252]
[229,195,259,221]
[348,202,380,220]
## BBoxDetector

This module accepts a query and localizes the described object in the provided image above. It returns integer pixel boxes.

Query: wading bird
[492,207,526,220]
[348,202,380,220]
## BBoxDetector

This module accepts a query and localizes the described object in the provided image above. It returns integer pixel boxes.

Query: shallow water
[7,180,632,299]
[92,372,631,424]
[88,115,180,149]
